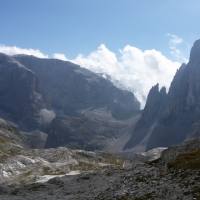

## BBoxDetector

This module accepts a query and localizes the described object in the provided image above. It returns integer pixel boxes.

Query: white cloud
[167,33,183,45]
[53,53,68,61]
[0,44,48,58]
[72,44,181,107]
[167,33,187,63]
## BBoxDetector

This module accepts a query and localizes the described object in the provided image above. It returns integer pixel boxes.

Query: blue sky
[0,0,199,58]
[0,0,199,105]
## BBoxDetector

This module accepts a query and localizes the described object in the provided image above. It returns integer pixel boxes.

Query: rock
[0,53,44,129]
[126,39,200,150]
[14,55,140,119]
[125,84,167,150]
[23,131,48,149]
[45,110,137,150]
[0,53,140,150]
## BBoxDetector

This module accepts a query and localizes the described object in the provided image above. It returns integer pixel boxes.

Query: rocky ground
[1,140,200,200]
[0,161,199,200]
[0,120,200,200]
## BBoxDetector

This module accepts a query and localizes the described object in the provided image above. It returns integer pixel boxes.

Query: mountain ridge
[125,39,200,151]
[0,53,140,151]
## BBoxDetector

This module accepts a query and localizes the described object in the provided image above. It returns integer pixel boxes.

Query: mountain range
[1,40,200,152]
[0,40,200,199]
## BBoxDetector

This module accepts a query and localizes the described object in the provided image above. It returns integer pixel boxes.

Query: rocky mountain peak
[144,84,164,109]
[126,39,200,150]
[189,39,200,63]
[142,84,167,116]
[147,84,159,98]
[124,84,167,150]
[144,39,200,150]
[160,86,167,96]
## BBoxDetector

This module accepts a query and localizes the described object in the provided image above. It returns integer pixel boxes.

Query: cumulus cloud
[53,53,68,61]
[167,33,187,63]
[72,44,181,107]
[0,44,48,58]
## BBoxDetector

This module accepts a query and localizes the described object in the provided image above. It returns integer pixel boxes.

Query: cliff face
[14,55,140,119]
[45,108,136,150]
[147,40,200,150]
[0,53,140,150]
[0,54,43,129]
[126,39,200,150]
[124,84,167,151]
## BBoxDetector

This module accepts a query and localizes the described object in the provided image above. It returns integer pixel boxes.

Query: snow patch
[141,147,168,161]
[36,170,81,183]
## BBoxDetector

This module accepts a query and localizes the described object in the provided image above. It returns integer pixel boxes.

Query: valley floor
[0,162,200,200]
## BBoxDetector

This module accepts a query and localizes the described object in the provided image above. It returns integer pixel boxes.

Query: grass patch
[192,186,200,200]
[168,149,200,170]
[98,152,124,167]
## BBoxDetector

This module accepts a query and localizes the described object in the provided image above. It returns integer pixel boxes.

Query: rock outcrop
[147,39,200,149]
[124,84,167,151]
[45,108,135,150]
[0,53,43,129]
[126,39,200,151]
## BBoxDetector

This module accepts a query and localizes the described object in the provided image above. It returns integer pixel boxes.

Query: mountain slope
[0,118,25,160]
[126,39,200,151]
[124,84,167,151]
[147,39,200,149]
[14,55,140,119]
[0,53,140,150]
[45,108,139,150]
[0,53,43,129]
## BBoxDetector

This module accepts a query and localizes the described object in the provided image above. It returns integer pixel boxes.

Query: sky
[0,0,200,106]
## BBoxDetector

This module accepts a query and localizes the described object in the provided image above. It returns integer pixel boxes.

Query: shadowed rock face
[45,109,136,150]
[14,55,140,119]
[0,53,140,126]
[0,53,140,150]
[147,40,200,149]
[126,39,200,151]
[0,54,43,129]
[124,84,167,150]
